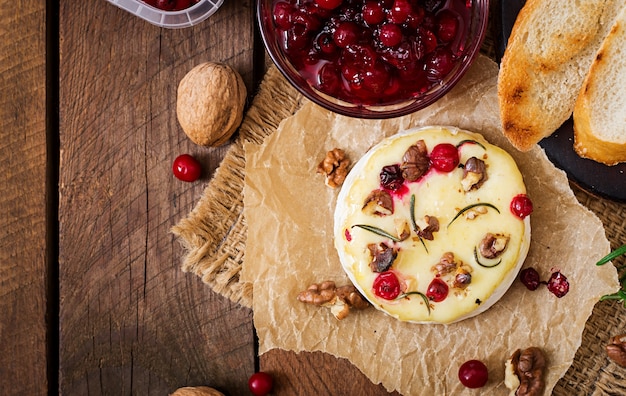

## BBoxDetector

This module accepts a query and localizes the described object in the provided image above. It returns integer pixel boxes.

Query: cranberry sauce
[271,0,472,106]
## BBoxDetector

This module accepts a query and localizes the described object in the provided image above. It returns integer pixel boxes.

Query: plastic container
[257,0,489,119]
[107,0,224,29]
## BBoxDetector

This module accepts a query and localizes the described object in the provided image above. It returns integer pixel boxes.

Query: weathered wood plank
[0,0,49,394]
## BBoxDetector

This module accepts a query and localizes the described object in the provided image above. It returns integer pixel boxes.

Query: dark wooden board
[0,1,49,394]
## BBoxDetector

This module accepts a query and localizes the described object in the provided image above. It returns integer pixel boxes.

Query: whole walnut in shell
[177,62,247,147]
[170,386,224,396]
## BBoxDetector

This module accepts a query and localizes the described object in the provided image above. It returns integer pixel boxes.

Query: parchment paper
[241,55,619,395]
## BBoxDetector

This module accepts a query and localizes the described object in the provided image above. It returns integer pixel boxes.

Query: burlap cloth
[171,24,626,396]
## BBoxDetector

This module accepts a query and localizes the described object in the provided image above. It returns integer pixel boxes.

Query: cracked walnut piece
[504,347,546,396]
[297,281,369,320]
[400,140,429,181]
[607,334,626,367]
[317,148,351,188]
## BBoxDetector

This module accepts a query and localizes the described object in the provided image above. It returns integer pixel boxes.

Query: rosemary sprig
[409,194,428,253]
[473,246,502,268]
[351,224,403,242]
[456,139,486,150]
[596,244,626,266]
[597,244,626,307]
[396,291,431,315]
[447,202,500,227]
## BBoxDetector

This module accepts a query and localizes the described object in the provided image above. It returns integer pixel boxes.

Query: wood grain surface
[0,0,49,394]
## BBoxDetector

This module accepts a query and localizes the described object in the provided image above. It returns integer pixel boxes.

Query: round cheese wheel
[334,126,531,324]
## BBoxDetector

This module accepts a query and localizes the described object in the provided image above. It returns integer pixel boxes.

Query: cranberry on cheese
[334,126,531,324]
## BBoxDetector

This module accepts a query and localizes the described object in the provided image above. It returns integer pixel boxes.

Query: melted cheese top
[334,126,531,324]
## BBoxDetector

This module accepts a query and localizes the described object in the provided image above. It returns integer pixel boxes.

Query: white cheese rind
[334,126,531,324]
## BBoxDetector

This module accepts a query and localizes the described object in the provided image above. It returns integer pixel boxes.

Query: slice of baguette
[573,7,626,166]
[498,0,625,152]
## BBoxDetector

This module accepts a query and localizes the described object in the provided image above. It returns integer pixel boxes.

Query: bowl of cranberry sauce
[258,0,489,119]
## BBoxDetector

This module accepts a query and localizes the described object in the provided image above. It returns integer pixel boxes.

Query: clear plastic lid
[107,0,224,29]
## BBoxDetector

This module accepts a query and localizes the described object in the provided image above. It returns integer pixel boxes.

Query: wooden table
[14,1,625,395]
[0,1,399,394]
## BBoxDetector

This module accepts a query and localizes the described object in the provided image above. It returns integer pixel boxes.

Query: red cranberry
[316,62,342,95]
[362,1,386,25]
[285,24,311,52]
[388,0,412,24]
[436,10,459,42]
[333,21,361,48]
[315,0,342,10]
[292,8,322,32]
[547,271,570,298]
[429,143,459,172]
[248,371,274,396]
[360,62,391,95]
[172,154,202,182]
[404,7,426,29]
[426,277,448,302]
[373,271,402,300]
[458,360,489,388]
[343,44,379,69]
[380,164,405,190]
[510,194,533,219]
[519,267,541,291]
[419,27,438,53]
[379,23,403,47]
[425,47,456,80]
[316,32,338,55]
[273,1,294,29]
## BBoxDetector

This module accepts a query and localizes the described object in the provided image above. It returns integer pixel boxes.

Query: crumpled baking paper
[241,55,619,395]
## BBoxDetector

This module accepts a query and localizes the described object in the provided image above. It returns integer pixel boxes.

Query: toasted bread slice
[573,7,626,166]
[498,0,625,152]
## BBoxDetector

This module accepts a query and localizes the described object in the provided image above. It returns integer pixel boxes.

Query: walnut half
[607,334,626,367]
[317,148,351,188]
[504,347,546,396]
[297,281,369,320]
[461,156,487,191]
[400,140,429,181]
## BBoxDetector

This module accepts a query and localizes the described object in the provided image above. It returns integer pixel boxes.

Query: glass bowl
[108,0,224,29]
[257,0,489,119]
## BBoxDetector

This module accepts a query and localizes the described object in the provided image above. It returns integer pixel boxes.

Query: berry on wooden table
[248,372,274,396]
[173,154,202,182]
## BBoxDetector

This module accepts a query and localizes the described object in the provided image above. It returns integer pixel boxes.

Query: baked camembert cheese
[334,126,531,324]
